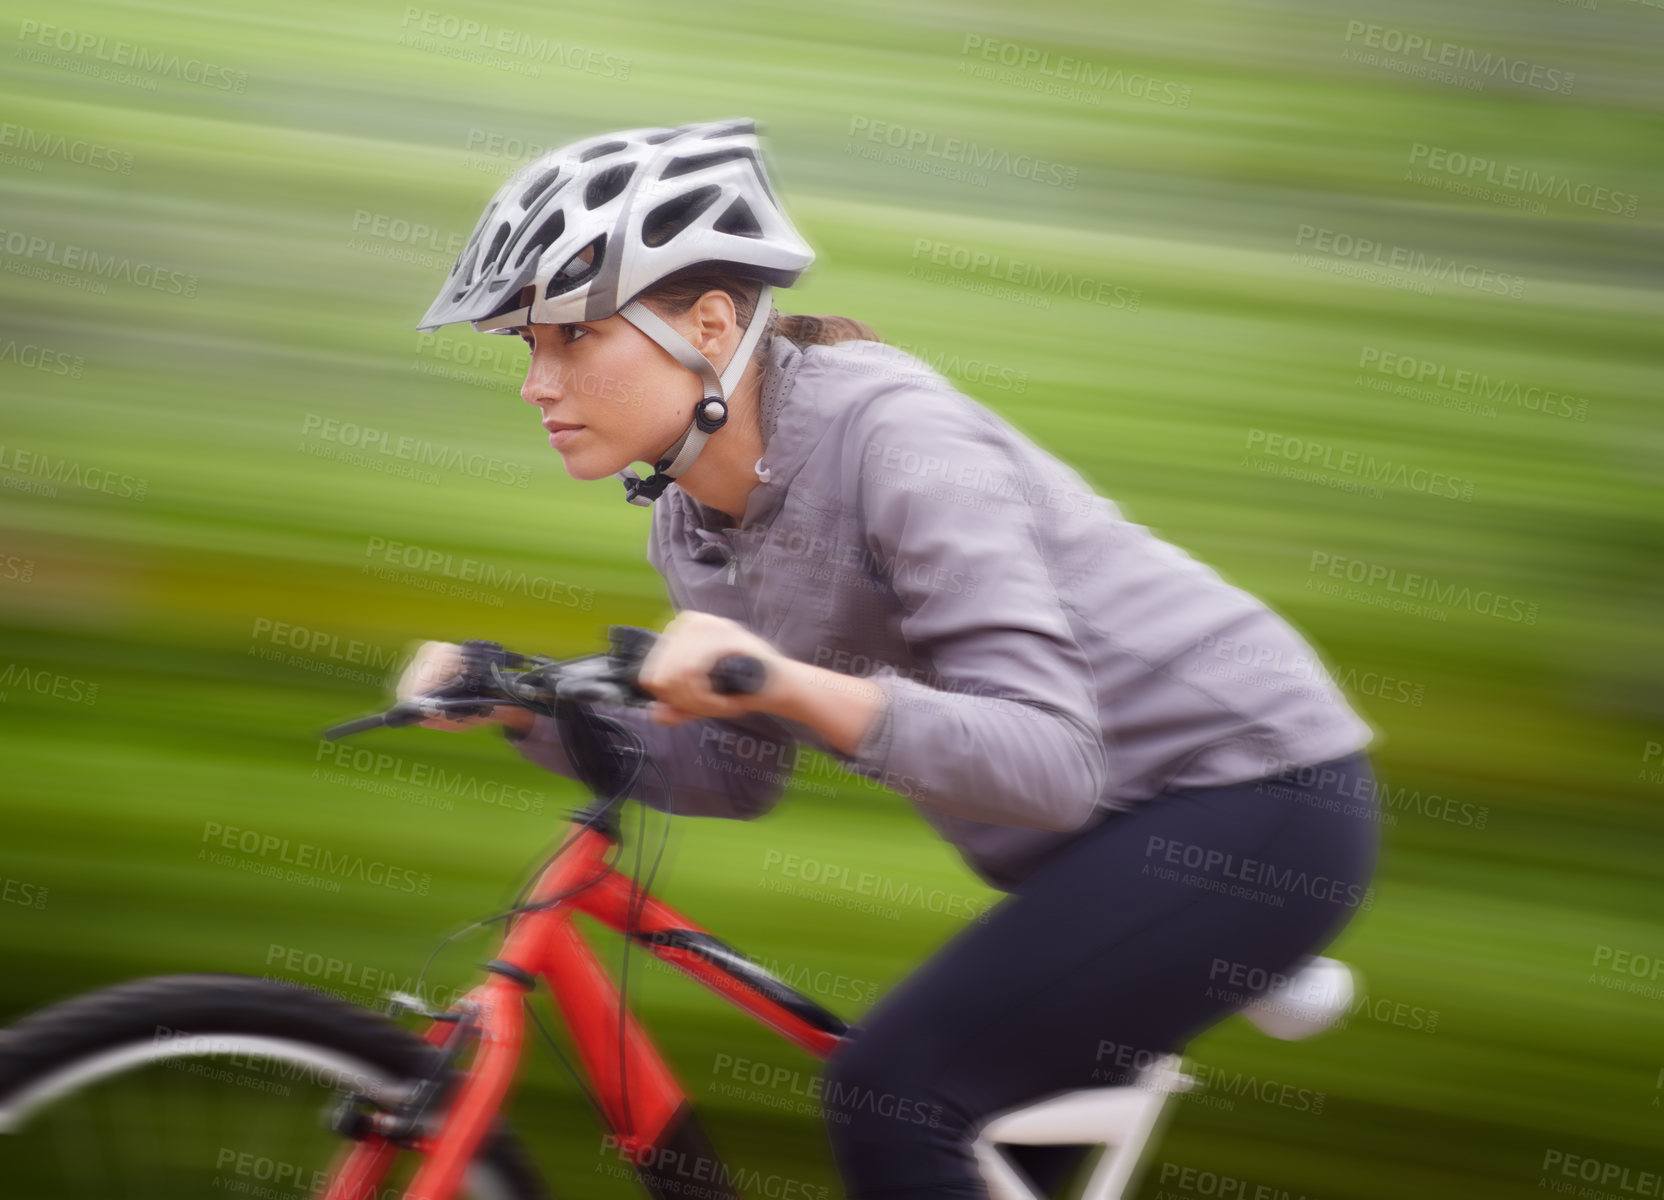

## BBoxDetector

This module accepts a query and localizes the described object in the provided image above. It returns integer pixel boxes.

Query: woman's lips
[543,422,583,450]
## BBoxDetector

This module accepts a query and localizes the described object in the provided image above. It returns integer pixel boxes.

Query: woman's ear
[692,289,739,357]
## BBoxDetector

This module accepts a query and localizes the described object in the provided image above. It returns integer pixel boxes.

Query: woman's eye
[519,326,583,350]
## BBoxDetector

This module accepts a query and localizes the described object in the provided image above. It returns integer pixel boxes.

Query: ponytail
[769,312,883,347]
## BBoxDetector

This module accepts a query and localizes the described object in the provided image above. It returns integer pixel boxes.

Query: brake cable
[616,754,675,1140]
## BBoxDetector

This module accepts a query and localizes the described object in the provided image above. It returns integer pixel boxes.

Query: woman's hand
[637,611,791,726]
[395,640,527,732]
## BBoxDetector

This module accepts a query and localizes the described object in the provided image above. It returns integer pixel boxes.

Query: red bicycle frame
[323,812,850,1200]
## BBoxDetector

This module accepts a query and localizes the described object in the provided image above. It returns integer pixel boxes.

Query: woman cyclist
[403,118,1380,1200]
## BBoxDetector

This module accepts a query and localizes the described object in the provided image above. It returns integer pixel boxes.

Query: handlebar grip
[609,625,764,698]
[710,653,766,695]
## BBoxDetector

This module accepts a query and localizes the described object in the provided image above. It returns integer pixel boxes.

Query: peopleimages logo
[0,663,99,705]
[1340,20,1574,94]
[361,535,593,609]
[199,821,431,895]
[889,340,1028,394]
[1157,1161,1340,1199]
[909,238,1142,309]
[264,943,467,1011]
[1244,428,1475,502]
[298,414,531,488]
[312,740,548,814]
[1144,836,1375,910]
[958,34,1192,108]
[1193,633,1427,709]
[0,339,85,377]
[1307,551,1540,625]
[0,443,147,500]
[1407,143,1638,218]
[847,117,1079,189]
[350,209,465,254]
[14,18,250,92]
[396,7,631,79]
[0,226,197,296]
[1356,347,1588,421]
[0,122,134,173]
[1293,224,1524,298]
[1540,1149,1664,1196]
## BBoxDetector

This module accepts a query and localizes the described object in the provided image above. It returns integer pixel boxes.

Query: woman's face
[517,307,704,482]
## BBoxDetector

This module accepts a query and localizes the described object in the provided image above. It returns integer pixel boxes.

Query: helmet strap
[612,286,774,506]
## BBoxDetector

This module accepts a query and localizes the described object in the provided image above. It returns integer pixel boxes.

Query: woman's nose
[521,354,563,406]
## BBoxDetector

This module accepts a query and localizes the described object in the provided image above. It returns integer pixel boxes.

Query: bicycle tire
[0,973,548,1199]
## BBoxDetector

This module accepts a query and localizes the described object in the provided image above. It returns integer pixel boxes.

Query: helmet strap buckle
[694,397,728,434]
[617,467,673,507]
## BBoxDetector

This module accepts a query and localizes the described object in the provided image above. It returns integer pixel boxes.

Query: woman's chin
[561,457,609,482]
[553,437,662,486]
[559,449,631,484]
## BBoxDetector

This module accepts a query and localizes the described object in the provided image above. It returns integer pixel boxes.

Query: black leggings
[821,751,1380,1199]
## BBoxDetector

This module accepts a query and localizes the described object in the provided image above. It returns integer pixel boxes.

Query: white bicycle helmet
[417,118,815,505]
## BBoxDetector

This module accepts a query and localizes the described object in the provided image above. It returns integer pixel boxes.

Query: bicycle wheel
[0,973,547,1199]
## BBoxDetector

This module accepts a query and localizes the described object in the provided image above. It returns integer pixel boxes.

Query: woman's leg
[822,751,1380,1200]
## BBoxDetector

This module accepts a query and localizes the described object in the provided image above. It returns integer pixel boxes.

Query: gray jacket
[507,333,1375,890]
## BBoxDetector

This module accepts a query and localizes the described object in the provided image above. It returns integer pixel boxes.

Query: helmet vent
[703,120,755,139]
[518,168,563,208]
[514,210,566,266]
[585,163,636,209]
[645,125,695,145]
[579,140,628,162]
[713,197,762,238]
[479,286,529,326]
[484,221,512,271]
[457,200,497,286]
[545,235,605,298]
[660,147,755,180]
[642,186,721,247]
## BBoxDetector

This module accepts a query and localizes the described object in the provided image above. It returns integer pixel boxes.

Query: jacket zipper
[724,532,759,630]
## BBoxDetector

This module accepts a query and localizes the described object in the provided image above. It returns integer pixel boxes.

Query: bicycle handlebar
[322,625,766,741]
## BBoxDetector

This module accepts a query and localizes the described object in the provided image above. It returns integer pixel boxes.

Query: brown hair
[635,266,881,350]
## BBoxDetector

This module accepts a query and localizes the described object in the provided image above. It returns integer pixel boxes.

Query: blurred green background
[1,0,1661,1196]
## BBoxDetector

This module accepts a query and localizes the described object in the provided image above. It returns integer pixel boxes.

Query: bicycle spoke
[2,1047,533,1199]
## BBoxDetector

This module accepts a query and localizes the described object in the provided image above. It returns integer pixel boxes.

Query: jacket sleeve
[504,705,805,819]
[828,390,1109,832]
